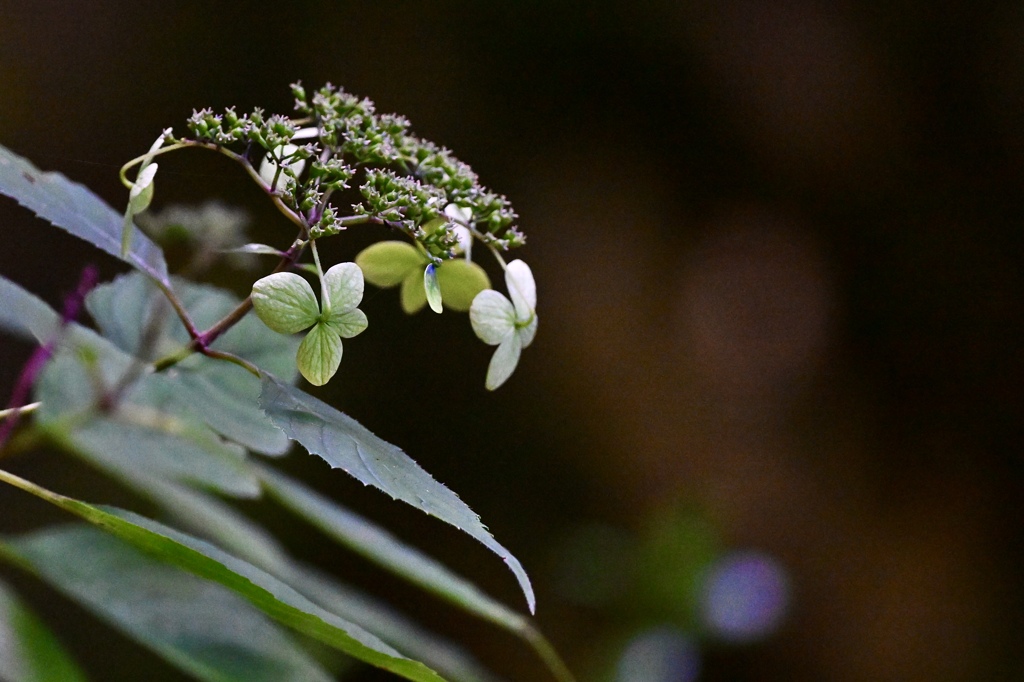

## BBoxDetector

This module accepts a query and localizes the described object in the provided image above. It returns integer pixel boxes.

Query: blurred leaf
[259,467,530,632]
[0,143,169,285]
[0,577,87,682]
[0,470,447,682]
[34,329,261,499]
[258,377,536,614]
[2,527,334,682]
[222,243,287,257]
[0,275,61,344]
[86,272,298,454]
[142,480,504,682]
[296,567,504,682]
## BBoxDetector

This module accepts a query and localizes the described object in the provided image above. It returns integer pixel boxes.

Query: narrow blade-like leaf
[259,466,531,633]
[140,480,504,682]
[258,377,536,613]
[0,143,169,285]
[0,469,447,682]
[3,527,335,682]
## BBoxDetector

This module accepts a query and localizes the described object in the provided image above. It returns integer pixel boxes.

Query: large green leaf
[258,377,536,614]
[140,480,503,682]
[258,468,578,681]
[2,527,334,682]
[0,143,169,285]
[0,469,446,682]
[0,576,88,682]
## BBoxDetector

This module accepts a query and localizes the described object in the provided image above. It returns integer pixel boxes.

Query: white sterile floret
[469,259,537,390]
[251,261,368,386]
[258,127,319,190]
[445,203,474,259]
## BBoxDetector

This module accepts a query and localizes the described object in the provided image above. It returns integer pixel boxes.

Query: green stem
[151,235,308,372]
[119,140,189,189]
[0,465,70,509]
[521,624,578,682]
[310,238,330,316]
[156,281,200,339]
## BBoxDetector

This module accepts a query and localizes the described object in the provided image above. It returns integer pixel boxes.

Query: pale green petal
[424,265,443,314]
[505,259,536,322]
[251,272,320,334]
[296,323,342,386]
[485,333,523,391]
[323,262,364,312]
[400,269,427,314]
[436,259,490,311]
[356,241,425,288]
[324,308,368,339]
[469,290,515,345]
[517,312,538,348]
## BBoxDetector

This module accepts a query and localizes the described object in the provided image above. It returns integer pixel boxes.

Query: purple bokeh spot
[700,550,789,642]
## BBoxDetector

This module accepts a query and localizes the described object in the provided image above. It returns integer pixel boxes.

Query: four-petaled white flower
[470,259,537,390]
[251,262,367,386]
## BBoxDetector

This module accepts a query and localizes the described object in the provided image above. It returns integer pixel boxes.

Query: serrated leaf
[436,260,490,312]
[143,480,504,682]
[0,274,61,344]
[3,527,334,682]
[356,241,423,288]
[0,143,169,285]
[252,273,320,335]
[258,467,530,634]
[0,577,87,682]
[258,376,536,613]
[0,470,447,682]
[296,323,342,387]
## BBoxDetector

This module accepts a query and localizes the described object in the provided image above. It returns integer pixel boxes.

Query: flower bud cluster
[180,82,524,260]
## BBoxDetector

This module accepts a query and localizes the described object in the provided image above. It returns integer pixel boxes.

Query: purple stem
[0,266,99,451]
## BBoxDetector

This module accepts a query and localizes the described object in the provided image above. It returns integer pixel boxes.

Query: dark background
[1,1,1023,680]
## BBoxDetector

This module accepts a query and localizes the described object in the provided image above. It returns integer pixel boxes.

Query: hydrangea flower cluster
[120,83,537,389]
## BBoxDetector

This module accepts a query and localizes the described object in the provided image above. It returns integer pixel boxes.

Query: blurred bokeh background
[2,1,1023,680]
